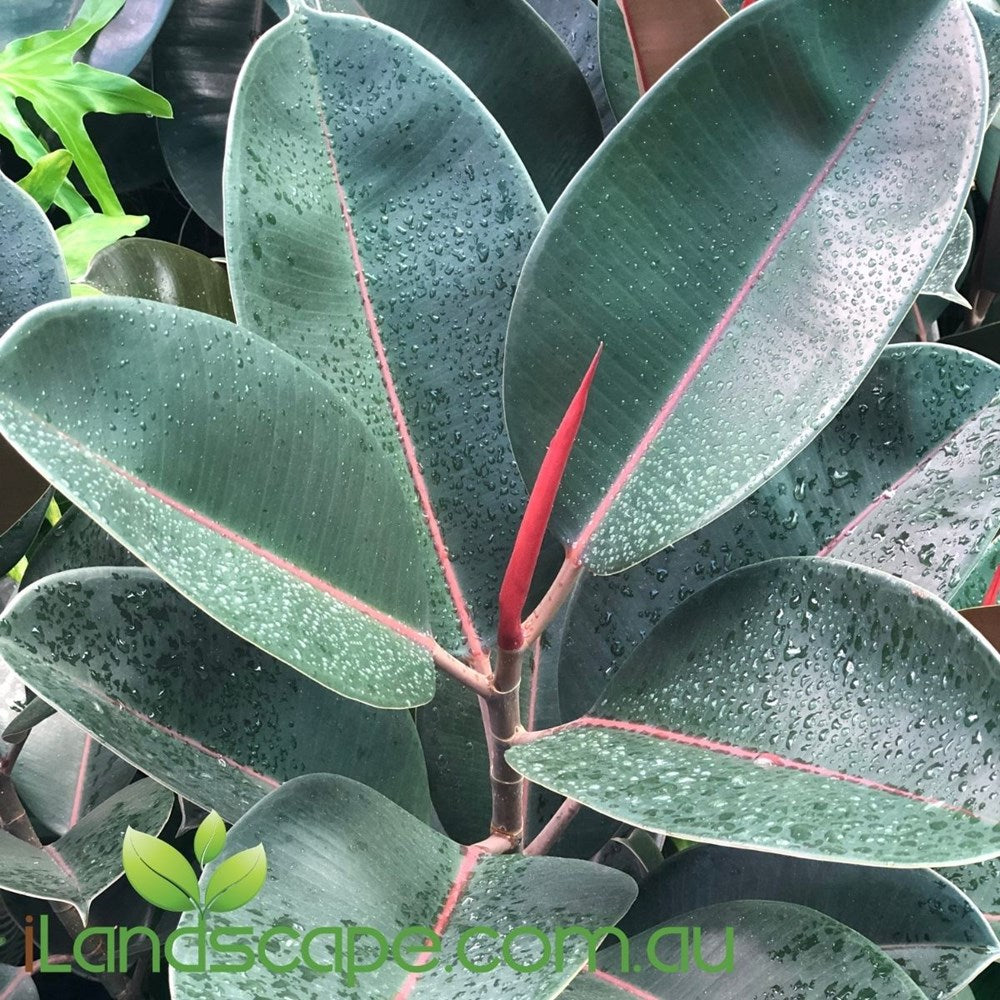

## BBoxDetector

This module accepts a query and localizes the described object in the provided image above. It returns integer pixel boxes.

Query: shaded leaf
[563,901,924,1000]
[505,0,987,575]
[621,844,999,999]
[55,212,148,281]
[598,0,639,120]
[0,965,37,1000]
[946,859,1000,923]
[0,778,173,917]
[0,569,433,819]
[85,237,235,320]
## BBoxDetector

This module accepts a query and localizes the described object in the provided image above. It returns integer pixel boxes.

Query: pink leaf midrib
[307,59,484,661]
[564,717,979,818]
[572,77,892,561]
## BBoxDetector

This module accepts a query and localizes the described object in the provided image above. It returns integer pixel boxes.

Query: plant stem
[524,798,582,856]
[431,644,493,698]
[483,672,524,846]
[521,555,584,646]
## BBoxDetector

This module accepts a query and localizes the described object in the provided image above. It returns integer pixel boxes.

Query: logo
[122,810,267,918]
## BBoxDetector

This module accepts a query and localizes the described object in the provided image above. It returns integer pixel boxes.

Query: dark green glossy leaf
[509,558,1000,866]
[227,8,544,655]
[557,343,1000,719]
[0,298,436,708]
[0,170,67,333]
[598,0,639,121]
[0,473,47,577]
[525,0,615,132]
[55,211,148,280]
[563,900,925,1000]
[14,710,136,839]
[621,844,999,998]
[153,0,278,232]
[505,0,987,575]
[1,696,55,744]
[270,0,601,207]
[921,211,974,308]
[945,859,1000,924]
[85,238,235,320]
[0,569,433,819]
[0,778,173,917]
[20,505,138,589]
[170,774,637,1000]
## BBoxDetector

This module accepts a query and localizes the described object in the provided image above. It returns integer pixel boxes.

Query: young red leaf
[984,564,1000,606]
[497,345,603,651]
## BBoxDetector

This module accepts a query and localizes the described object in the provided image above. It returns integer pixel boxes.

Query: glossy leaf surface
[0,569,433,820]
[0,778,172,917]
[505,0,987,575]
[0,298,436,708]
[563,900,925,1000]
[622,844,1000,998]
[227,8,544,654]
[85,238,235,320]
[171,774,637,1000]
[510,558,1000,866]
[269,0,602,207]
[557,344,1000,719]
[0,170,67,334]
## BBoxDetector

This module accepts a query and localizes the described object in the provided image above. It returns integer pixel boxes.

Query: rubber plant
[0,0,999,998]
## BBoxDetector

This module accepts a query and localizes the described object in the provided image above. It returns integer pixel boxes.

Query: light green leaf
[203,844,267,913]
[0,0,172,218]
[56,212,147,280]
[16,149,72,211]
[122,826,201,913]
[194,811,227,867]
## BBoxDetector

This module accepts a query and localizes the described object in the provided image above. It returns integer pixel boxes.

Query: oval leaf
[0,298,436,708]
[123,826,201,913]
[194,811,227,867]
[563,900,925,1000]
[509,557,1000,866]
[203,844,267,913]
[171,774,637,1000]
[505,0,987,574]
[227,7,544,655]
[0,568,433,819]
[556,343,1000,719]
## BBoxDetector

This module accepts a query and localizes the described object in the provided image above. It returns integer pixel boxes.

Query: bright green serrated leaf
[122,827,201,913]
[203,844,267,913]
[56,213,147,281]
[194,812,227,867]
[0,0,172,219]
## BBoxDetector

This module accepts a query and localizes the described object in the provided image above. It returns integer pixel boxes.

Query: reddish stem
[497,345,602,651]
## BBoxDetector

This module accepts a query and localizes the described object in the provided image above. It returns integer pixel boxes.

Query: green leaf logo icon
[194,810,227,866]
[203,844,268,914]
[122,827,201,913]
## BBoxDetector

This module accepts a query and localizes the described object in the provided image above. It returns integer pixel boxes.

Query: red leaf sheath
[497,345,603,651]
[984,564,1000,607]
